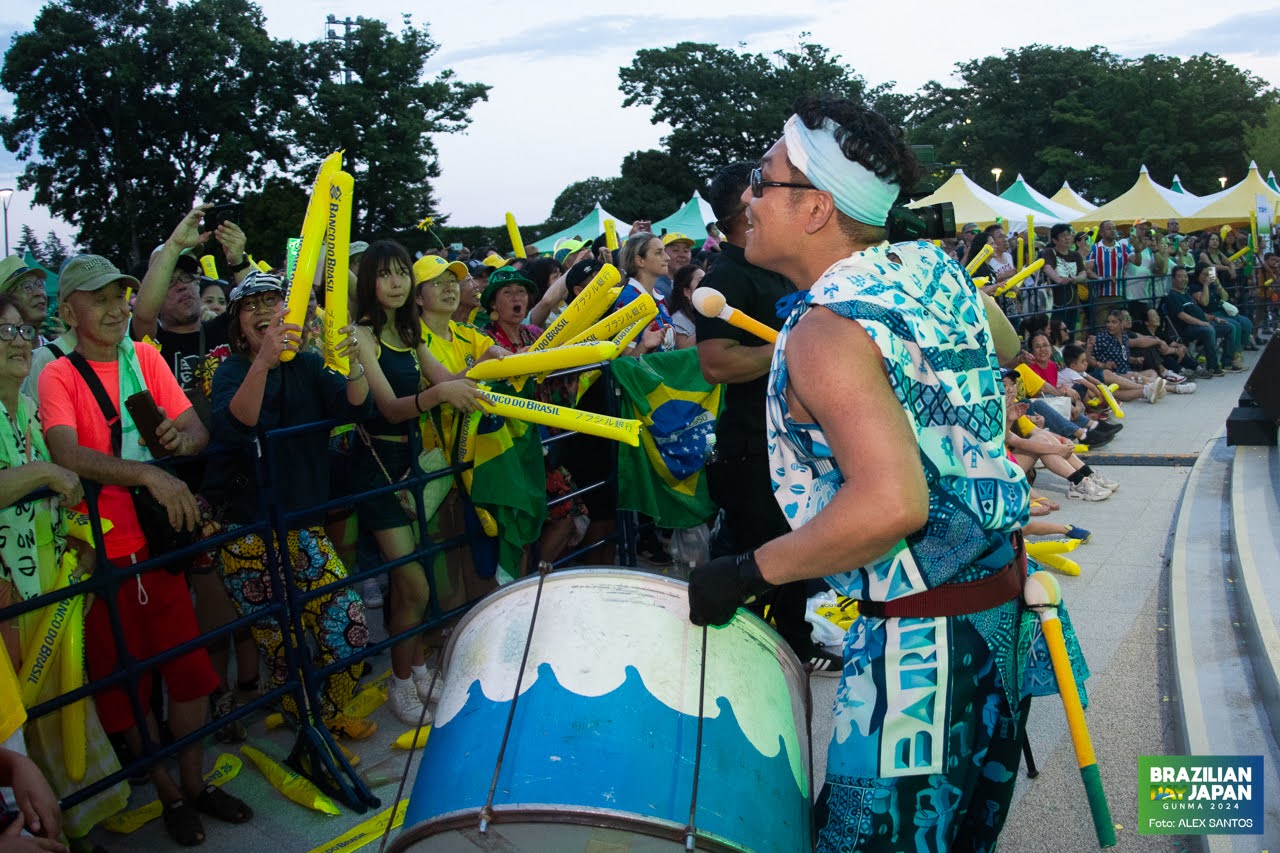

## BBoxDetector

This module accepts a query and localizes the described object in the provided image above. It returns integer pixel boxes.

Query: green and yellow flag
[611,349,721,529]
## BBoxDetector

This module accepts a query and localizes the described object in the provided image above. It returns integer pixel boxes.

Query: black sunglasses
[0,323,37,342]
[750,166,816,198]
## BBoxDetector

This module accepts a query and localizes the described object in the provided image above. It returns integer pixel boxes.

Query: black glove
[688,551,774,627]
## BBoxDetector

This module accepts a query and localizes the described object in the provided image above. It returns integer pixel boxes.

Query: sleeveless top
[766,241,1030,779]
[367,337,421,436]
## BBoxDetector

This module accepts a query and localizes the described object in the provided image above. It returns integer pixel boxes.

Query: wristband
[415,389,426,413]
[346,363,366,383]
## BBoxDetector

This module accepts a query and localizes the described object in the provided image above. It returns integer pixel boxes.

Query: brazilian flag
[468,385,547,577]
[612,348,721,529]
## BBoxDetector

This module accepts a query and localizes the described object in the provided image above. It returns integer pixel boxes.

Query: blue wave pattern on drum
[410,663,810,852]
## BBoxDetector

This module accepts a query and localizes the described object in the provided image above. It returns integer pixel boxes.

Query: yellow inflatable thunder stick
[464,342,618,382]
[1227,245,1252,263]
[1095,383,1124,419]
[1073,444,1090,455]
[566,292,657,346]
[102,754,243,834]
[511,264,622,391]
[691,287,779,344]
[1015,235,1025,271]
[1013,363,1047,397]
[1027,214,1036,259]
[994,258,1045,297]
[505,212,526,259]
[604,218,619,251]
[392,729,431,750]
[477,388,642,447]
[1015,415,1038,438]
[283,151,344,362]
[241,744,341,816]
[610,313,654,351]
[322,171,355,375]
[1023,573,1116,848]
[200,255,219,280]
[248,255,272,273]
[59,594,87,782]
[964,243,994,275]
[1250,211,1259,261]
[454,411,498,537]
[18,550,80,707]
[1026,538,1084,578]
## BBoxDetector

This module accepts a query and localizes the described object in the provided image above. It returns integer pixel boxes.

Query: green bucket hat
[481,268,539,312]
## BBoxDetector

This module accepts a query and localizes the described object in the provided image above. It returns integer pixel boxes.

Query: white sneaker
[389,676,431,726]
[413,667,443,705]
[1171,382,1197,394]
[1091,472,1119,492]
[360,578,383,609]
[1164,371,1185,383]
[1142,383,1159,403]
[1153,377,1166,400]
[1067,477,1111,501]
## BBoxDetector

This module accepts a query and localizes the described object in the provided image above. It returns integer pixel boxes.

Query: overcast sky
[4,0,1280,251]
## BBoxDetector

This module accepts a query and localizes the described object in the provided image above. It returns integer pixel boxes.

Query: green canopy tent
[999,174,1086,221]
[649,193,716,246]
[1169,174,1199,197]
[1268,170,1279,194]
[529,203,630,254]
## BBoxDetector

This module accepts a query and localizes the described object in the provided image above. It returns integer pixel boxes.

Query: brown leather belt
[856,533,1026,620]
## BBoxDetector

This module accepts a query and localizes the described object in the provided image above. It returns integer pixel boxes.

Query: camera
[888,201,955,242]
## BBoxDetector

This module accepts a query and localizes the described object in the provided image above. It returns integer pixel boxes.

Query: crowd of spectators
[0,183,1273,848]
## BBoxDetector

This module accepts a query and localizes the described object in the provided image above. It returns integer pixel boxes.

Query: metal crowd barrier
[0,360,635,819]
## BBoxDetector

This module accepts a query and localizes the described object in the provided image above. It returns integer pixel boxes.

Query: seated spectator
[39,255,251,846]
[667,264,704,350]
[1087,310,1164,394]
[1003,373,1118,501]
[1048,318,1073,361]
[350,242,487,725]
[1165,266,1230,377]
[0,256,54,346]
[1188,264,1246,372]
[1060,343,1152,404]
[208,273,375,739]
[1198,232,1237,289]
[0,293,130,848]
[1117,309,1195,392]
[1022,334,1120,446]
[1130,304,1197,378]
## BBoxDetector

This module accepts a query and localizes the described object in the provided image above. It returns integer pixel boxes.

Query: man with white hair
[688,96,1046,850]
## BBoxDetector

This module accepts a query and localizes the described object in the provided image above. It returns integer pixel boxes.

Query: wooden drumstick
[691,287,778,344]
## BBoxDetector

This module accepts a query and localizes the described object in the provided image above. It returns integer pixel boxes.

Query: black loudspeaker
[1243,336,1280,421]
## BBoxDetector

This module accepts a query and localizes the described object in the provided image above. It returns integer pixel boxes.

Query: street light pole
[0,189,13,257]
[991,167,1003,195]
[1219,176,1228,189]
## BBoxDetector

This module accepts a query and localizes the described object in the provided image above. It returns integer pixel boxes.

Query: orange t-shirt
[38,343,192,560]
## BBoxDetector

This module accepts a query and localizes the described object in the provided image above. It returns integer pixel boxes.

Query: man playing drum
[688,96,1033,851]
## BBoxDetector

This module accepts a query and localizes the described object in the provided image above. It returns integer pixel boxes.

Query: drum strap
[855,533,1026,619]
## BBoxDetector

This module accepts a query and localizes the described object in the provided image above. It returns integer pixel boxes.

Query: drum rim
[388,804,746,853]
[439,566,812,702]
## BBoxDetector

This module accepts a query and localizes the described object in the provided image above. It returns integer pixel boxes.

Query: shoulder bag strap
[66,351,122,456]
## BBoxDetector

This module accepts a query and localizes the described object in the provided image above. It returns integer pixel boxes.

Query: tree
[1245,102,1280,179]
[620,40,897,179]
[606,150,697,222]
[239,176,308,268]
[287,15,489,240]
[15,225,42,263]
[543,177,618,234]
[41,232,70,270]
[909,46,1272,202]
[0,0,314,268]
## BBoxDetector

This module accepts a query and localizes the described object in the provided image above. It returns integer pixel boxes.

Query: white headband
[782,114,899,227]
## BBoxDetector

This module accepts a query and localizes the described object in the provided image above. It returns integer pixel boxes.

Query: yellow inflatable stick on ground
[59,594,87,782]
[392,728,431,750]
[283,151,343,362]
[241,744,341,816]
[322,170,354,376]
[505,212,526,259]
[1027,538,1084,577]
[103,754,243,834]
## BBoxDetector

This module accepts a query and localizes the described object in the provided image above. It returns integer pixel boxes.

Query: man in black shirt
[694,163,838,674]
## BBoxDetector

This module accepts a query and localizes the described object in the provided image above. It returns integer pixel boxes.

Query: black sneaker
[800,647,843,677]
